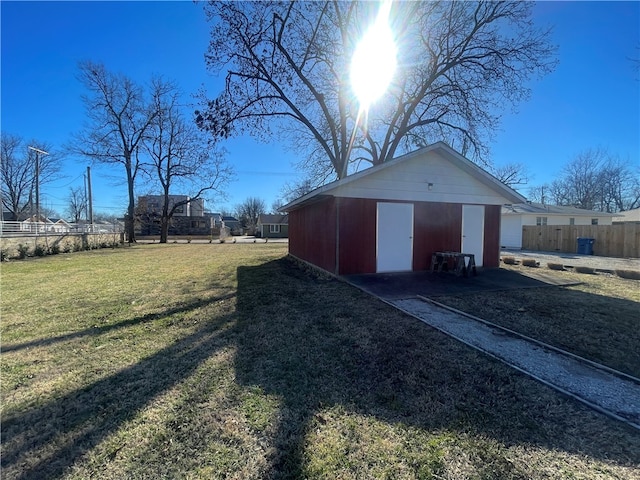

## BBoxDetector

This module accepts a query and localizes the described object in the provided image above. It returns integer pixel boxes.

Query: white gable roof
[614,208,640,222]
[282,142,526,211]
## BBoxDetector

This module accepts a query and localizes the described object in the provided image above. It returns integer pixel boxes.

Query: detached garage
[281,142,525,276]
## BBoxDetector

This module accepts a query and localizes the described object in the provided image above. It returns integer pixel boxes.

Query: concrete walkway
[389,297,640,430]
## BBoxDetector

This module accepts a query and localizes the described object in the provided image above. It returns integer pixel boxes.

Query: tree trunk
[160,187,170,244]
[160,216,169,243]
[125,160,136,243]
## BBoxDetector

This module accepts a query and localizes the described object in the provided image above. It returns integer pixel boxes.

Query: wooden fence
[522,224,640,258]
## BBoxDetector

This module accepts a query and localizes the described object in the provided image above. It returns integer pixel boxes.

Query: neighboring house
[501,203,621,249]
[613,207,640,224]
[280,141,525,275]
[136,195,211,236]
[222,216,242,235]
[49,218,71,233]
[257,214,289,238]
[2,211,18,222]
[137,195,204,217]
[20,214,53,233]
[207,212,224,228]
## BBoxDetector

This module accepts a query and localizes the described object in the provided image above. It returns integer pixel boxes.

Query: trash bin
[576,237,595,255]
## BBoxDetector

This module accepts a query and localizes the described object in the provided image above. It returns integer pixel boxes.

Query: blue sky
[2,1,639,217]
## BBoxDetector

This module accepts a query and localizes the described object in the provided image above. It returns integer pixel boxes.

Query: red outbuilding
[281,142,526,276]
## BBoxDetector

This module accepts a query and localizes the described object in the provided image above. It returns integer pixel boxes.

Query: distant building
[221,216,242,235]
[613,208,640,224]
[136,195,214,236]
[257,214,288,238]
[501,203,621,249]
[137,195,204,217]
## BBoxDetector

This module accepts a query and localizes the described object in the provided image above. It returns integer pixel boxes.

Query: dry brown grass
[2,244,639,479]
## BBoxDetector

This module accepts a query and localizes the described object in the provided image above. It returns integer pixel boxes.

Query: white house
[613,207,640,224]
[500,203,621,249]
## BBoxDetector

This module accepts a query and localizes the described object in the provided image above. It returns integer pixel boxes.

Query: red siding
[483,205,501,268]
[337,198,376,275]
[290,197,502,275]
[289,197,337,273]
[413,202,463,271]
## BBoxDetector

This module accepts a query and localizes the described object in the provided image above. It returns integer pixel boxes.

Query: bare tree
[527,184,549,205]
[71,61,158,242]
[533,148,639,212]
[143,79,233,243]
[489,162,530,189]
[236,197,266,235]
[279,178,317,205]
[66,186,87,223]
[271,198,284,214]
[1,133,60,221]
[197,1,556,182]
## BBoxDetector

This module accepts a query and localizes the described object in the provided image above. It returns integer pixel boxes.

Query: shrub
[0,249,7,262]
[49,244,61,255]
[34,245,47,257]
[547,262,564,271]
[521,258,538,267]
[502,256,516,265]
[17,244,30,259]
[615,269,640,280]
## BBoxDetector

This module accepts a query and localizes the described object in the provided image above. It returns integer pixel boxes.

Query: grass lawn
[433,264,640,379]
[1,244,639,479]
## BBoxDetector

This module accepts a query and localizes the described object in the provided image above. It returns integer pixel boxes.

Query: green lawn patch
[2,244,639,479]
[435,264,640,379]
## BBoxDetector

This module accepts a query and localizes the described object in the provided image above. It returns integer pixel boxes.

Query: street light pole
[28,146,49,233]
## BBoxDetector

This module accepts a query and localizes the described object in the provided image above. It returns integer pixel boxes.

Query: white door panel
[377,202,413,272]
[462,205,484,267]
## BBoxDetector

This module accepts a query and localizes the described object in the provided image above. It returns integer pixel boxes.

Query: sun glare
[350,1,396,109]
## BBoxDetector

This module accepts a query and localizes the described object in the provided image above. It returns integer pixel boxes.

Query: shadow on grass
[1,293,236,354]
[431,285,640,378]
[1,299,237,480]
[234,258,640,478]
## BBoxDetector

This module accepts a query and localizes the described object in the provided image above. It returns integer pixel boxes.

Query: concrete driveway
[501,249,640,272]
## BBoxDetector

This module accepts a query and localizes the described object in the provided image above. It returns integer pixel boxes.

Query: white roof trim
[502,203,623,217]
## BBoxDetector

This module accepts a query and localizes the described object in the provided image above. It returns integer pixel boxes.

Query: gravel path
[392,297,640,430]
[501,249,640,272]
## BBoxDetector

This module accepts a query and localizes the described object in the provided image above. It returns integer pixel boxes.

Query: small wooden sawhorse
[430,252,477,277]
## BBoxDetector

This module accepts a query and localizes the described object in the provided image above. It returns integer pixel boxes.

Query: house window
[569,218,575,226]
[191,220,205,228]
[269,224,281,233]
[591,218,598,225]
[536,216,548,226]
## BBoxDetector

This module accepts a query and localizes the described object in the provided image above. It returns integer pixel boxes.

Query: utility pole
[86,166,93,226]
[28,146,49,233]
